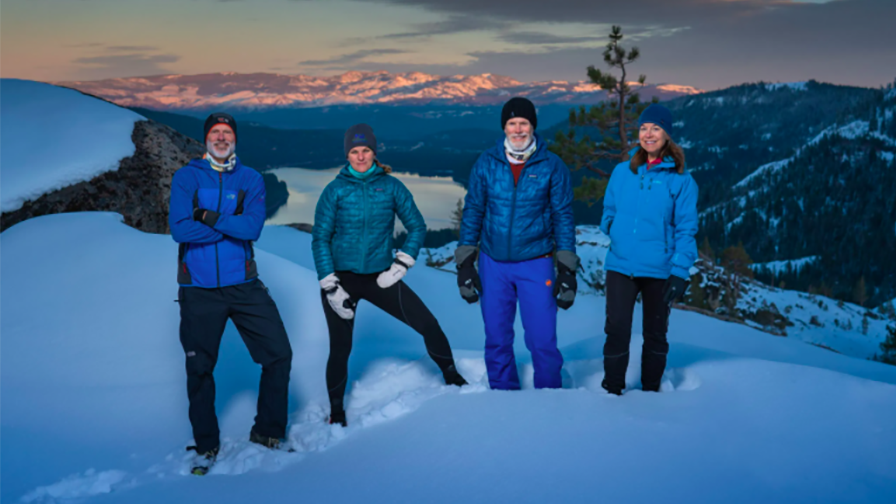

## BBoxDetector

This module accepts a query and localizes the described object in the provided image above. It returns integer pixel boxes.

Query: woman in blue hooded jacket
[599,104,698,395]
[312,124,467,426]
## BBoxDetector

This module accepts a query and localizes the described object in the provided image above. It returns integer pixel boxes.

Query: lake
[264,167,468,232]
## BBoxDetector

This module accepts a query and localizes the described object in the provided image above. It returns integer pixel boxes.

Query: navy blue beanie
[344,123,377,157]
[501,97,537,130]
[204,112,237,143]
[638,104,674,140]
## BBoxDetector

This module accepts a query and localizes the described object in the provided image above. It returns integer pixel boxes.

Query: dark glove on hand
[193,208,221,227]
[553,264,577,310]
[662,275,689,306]
[456,255,481,304]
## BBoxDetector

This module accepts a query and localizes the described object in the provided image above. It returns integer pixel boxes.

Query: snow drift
[2,215,896,503]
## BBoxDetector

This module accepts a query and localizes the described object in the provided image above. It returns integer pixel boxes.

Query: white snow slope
[2,215,896,504]
[0,79,144,213]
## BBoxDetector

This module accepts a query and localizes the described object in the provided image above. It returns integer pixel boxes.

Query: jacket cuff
[454,245,478,267]
[671,265,691,280]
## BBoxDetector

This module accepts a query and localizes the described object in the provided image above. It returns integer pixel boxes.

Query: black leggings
[603,271,670,392]
[322,271,456,410]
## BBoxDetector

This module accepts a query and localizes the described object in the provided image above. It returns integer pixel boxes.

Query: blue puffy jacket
[312,164,426,280]
[169,157,265,288]
[459,135,576,261]
[600,155,699,280]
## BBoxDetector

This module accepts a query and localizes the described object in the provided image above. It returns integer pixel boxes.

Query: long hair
[630,135,686,174]
[375,158,393,174]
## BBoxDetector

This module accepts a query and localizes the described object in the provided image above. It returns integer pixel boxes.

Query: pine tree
[853,276,868,307]
[699,236,716,262]
[875,324,896,365]
[549,25,655,206]
[449,198,464,238]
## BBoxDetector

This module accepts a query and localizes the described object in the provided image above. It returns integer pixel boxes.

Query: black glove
[554,263,577,310]
[193,208,221,227]
[662,275,689,306]
[553,250,580,310]
[456,254,481,304]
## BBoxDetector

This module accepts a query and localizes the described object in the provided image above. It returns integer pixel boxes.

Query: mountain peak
[56,71,703,110]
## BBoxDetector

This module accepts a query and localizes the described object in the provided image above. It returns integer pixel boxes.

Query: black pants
[322,271,456,410]
[179,279,293,453]
[603,271,670,393]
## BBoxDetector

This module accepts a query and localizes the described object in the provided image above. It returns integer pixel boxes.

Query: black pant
[179,279,293,453]
[322,271,456,410]
[603,271,670,393]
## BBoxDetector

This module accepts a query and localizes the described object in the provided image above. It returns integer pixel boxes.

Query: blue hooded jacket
[459,135,576,261]
[312,163,426,280]
[600,154,699,280]
[169,156,265,288]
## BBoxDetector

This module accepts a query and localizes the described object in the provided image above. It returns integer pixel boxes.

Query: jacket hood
[486,133,550,164]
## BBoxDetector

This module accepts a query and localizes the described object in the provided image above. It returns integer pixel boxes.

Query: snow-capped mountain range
[57,71,703,110]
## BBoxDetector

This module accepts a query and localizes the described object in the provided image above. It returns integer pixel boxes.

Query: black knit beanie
[203,112,237,143]
[344,123,377,157]
[501,97,537,130]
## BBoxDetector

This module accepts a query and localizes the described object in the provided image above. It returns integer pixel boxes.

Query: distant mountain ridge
[57,71,702,110]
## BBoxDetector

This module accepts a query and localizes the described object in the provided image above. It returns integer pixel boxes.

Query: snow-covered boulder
[0,79,203,233]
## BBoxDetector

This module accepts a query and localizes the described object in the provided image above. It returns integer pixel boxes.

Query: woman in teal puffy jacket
[312,124,467,426]
[599,105,699,395]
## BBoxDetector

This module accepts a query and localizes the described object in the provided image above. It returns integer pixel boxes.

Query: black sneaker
[187,445,218,476]
[442,365,468,387]
[328,408,347,427]
[249,429,283,450]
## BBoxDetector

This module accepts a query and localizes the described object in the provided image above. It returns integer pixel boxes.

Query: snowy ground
[0,79,144,212]
[2,215,896,503]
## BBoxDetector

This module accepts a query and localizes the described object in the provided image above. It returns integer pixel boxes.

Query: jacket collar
[486,133,549,165]
[628,147,679,172]
[337,162,385,183]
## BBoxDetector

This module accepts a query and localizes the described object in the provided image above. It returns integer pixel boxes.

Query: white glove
[320,273,355,319]
[377,251,415,288]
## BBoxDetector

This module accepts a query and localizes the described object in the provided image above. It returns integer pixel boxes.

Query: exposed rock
[1,120,203,234]
[286,223,314,234]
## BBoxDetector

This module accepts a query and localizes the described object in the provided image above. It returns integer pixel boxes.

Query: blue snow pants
[479,252,563,390]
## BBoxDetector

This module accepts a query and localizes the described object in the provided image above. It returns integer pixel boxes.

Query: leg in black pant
[321,288,356,411]
[639,279,670,392]
[602,271,640,394]
[179,286,230,454]
[322,272,459,413]
[360,279,456,372]
[228,280,293,439]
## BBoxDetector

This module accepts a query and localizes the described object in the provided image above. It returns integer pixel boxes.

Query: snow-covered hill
[2,216,895,503]
[0,79,144,213]
[57,71,702,110]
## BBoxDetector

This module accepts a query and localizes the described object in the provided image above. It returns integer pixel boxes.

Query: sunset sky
[2,0,893,89]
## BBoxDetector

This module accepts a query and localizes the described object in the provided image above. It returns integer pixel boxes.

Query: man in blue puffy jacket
[169,113,293,472]
[455,97,578,390]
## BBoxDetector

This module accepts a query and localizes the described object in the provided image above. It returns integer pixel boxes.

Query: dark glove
[193,208,220,227]
[455,246,481,304]
[554,250,580,310]
[662,275,689,306]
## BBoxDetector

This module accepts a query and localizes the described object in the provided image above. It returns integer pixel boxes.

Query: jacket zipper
[507,167,518,260]
[216,172,223,288]
[361,180,369,272]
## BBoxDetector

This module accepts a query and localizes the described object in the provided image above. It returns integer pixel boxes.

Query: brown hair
[630,134,686,174]
[375,158,393,174]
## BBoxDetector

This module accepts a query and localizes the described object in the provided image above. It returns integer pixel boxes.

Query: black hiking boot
[442,364,468,387]
[328,407,347,427]
[601,379,623,396]
[187,445,219,476]
[249,429,284,450]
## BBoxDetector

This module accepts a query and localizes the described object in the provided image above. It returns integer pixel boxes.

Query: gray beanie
[344,123,377,157]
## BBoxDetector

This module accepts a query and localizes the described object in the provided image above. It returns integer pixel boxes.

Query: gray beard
[206,140,236,160]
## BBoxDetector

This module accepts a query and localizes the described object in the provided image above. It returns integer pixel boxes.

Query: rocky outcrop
[1,120,203,234]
